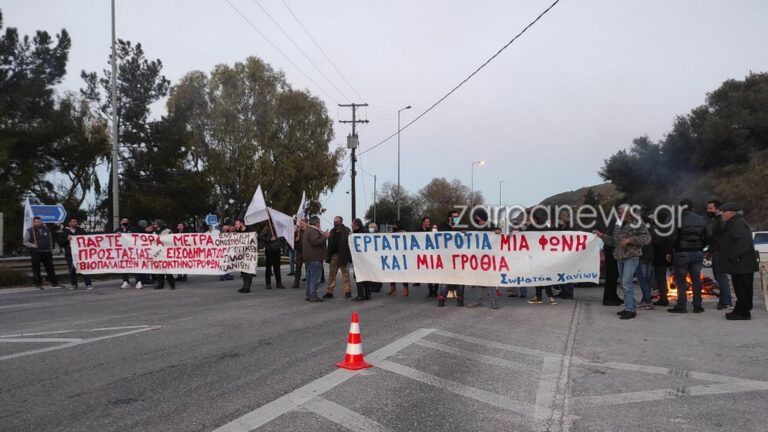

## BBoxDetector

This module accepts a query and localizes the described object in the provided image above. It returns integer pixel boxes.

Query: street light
[397,105,412,220]
[471,160,485,206]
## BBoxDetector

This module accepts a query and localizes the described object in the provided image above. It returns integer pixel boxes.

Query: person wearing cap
[718,203,759,320]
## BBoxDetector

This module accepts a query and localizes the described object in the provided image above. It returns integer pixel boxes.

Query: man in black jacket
[59,218,93,290]
[669,199,708,314]
[259,223,286,289]
[706,200,733,310]
[718,203,759,320]
[23,216,61,290]
[420,216,439,297]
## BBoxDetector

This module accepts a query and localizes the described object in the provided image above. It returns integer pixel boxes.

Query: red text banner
[71,232,259,275]
[349,231,601,287]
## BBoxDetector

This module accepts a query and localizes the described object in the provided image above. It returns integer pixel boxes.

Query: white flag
[244,185,268,225]
[267,207,295,250]
[295,191,307,220]
[22,197,34,240]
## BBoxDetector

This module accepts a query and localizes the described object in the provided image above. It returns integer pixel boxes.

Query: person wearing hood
[717,203,759,320]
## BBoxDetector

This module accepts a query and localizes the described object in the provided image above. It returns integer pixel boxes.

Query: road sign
[205,214,218,226]
[30,204,67,224]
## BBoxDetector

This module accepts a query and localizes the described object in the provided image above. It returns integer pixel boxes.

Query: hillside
[539,183,620,207]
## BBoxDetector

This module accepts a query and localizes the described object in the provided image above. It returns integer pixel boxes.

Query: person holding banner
[58,218,93,290]
[437,210,465,307]
[23,216,61,290]
[351,218,373,301]
[151,220,176,290]
[420,217,440,298]
[466,209,500,309]
[291,219,306,289]
[387,221,411,297]
[117,218,146,289]
[236,219,256,293]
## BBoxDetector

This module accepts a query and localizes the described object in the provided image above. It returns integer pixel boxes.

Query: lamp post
[397,105,411,220]
[470,160,485,206]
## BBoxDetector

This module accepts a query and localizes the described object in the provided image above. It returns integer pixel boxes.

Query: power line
[222,0,341,105]
[252,0,352,103]
[358,0,561,157]
[280,0,366,103]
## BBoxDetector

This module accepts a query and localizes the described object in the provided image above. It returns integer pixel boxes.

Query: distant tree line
[0,11,344,254]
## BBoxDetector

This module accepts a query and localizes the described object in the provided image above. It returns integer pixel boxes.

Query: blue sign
[31,204,67,224]
[205,214,218,226]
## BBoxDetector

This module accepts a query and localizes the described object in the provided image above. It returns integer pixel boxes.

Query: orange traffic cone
[336,312,372,370]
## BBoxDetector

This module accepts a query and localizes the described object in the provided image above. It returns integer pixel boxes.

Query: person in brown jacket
[303,216,330,302]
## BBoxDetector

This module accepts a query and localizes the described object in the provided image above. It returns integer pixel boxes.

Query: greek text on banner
[71,232,259,275]
[348,231,601,287]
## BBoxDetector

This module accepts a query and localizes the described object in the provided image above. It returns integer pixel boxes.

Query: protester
[706,200,733,310]
[718,203,759,320]
[304,216,330,302]
[58,218,93,290]
[350,218,372,301]
[420,216,439,298]
[595,204,651,320]
[291,219,306,289]
[668,199,708,314]
[259,223,286,289]
[23,216,61,290]
[601,216,623,306]
[555,213,575,300]
[650,212,674,306]
[219,224,235,281]
[324,216,352,299]
[387,221,410,297]
[527,209,558,306]
[636,213,655,310]
[235,219,256,293]
[151,220,176,290]
[466,209,499,309]
[366,222,383,293]
[173,222,190,282]
[116,218,145,289]
[438,210,465,307]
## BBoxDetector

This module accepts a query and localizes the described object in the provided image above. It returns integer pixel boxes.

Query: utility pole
[110,0,120,231]
[338,103,368,221]
[373,174,377,225]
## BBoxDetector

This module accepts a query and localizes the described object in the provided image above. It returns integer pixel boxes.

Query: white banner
[71,232,259,275]
[349,231,601,287]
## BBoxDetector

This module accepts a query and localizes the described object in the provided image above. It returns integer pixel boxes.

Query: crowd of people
[22,198,761,321]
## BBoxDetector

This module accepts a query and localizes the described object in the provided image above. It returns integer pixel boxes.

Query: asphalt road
[1,271,767,432]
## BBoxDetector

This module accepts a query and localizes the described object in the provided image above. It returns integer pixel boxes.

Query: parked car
[754,231,768,262]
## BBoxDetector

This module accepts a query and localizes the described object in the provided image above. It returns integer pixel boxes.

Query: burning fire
[655,270,720,301]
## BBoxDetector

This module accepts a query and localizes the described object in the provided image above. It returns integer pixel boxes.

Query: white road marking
[574,379,768,407]
[534,357,562,426]
[413,339,539,373]
[0,330,76,338]
[213,328,436,432]
[0,337,83,343]
[434,329,560,359]
[302,397,393,432]
[0,327,154,361]
[377,360,534,417]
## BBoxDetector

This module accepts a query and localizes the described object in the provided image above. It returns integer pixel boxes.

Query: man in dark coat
[706,200,733,310]
[718,203,759,320]
[602,217,623,306]
[259,223,286,289]
[668,199,708,314]
[23,216,61,289]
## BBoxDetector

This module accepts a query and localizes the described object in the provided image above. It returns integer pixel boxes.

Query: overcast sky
[4,0,768,226]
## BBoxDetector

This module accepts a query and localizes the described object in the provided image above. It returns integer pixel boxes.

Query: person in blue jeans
[637,220,655,309]
[303,216,329,302]
[669,199,708,314]
[595,204,651,320]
